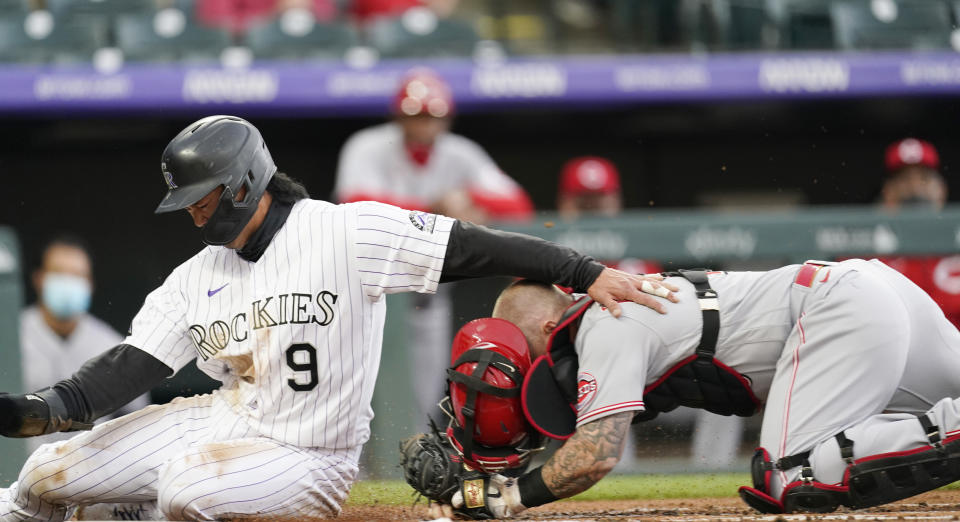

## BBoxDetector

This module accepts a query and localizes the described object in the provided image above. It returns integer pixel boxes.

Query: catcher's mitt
[398,428,463,503]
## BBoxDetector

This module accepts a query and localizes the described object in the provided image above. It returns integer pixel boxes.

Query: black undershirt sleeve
[53,344,173,423]
[440,220,606,292]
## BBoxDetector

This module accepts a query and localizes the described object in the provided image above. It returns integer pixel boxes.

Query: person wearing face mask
[18,236,150,454]
[871,138,960,327]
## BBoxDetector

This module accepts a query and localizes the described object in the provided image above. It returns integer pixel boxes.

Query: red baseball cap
[392,69,454,118]
[885,138,940,173]
[558,157,621,196]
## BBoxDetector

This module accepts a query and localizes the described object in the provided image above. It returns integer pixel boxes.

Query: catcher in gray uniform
[403,259,960,518]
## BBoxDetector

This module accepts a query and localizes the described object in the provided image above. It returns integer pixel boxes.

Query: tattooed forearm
[541,412,633,498]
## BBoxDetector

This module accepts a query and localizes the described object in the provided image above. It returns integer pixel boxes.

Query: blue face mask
[42,273,91,320]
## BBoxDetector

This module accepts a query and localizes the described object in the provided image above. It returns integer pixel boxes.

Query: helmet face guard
[199,181,264,246]
[156,115,277,246]
[444,422,542,473]
[444,318,540,473]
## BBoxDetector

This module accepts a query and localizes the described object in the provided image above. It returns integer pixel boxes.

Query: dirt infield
[339,489,960,521]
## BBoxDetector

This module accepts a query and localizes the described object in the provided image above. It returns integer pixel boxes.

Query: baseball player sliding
[0,116,678,521]
[407,259,960,519]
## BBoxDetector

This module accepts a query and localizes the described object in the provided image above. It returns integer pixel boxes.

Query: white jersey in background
[124,199,454,449]
[19,308,123,394]
[333,122,527,210]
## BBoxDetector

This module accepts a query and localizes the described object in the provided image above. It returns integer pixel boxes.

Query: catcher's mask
[156,115,278,246]
[444,317,540,473]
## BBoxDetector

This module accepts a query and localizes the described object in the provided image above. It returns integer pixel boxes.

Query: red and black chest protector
[522,271,762,440]
[521,296,594,439]
[634,269,761,422]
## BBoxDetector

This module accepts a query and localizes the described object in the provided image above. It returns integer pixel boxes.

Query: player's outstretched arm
[0,388,91,437]
[0,344,172,438]
[442,220,677,315]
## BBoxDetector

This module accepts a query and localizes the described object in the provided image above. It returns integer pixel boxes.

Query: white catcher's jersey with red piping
[123,199,454,449]
[572,264,802,426]
[570,259,947,426]
[572,258,960,502]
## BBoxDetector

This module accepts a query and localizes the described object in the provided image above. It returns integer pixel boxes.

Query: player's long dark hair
[266,171,310,204]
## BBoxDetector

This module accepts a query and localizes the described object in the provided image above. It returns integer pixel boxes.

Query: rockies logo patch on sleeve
[408,211,437,234]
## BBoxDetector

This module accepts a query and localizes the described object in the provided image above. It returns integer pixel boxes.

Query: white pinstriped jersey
[123,199,454,449]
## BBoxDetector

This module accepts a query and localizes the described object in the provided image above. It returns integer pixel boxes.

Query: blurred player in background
[18,236,150,455]
[879,138,946,212]
[556,156,741,470]
[873,138,960,328]
[348,0,460,23]
[335,69,533,222]
[557,156,623,219]
[334,69,534,428]
[557,156,659,276]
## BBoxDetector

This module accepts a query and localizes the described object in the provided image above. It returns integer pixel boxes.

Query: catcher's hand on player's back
[589,268,679,317]
[428,474,526,520]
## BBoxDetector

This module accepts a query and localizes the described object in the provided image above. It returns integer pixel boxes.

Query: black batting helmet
[156,115,277,246]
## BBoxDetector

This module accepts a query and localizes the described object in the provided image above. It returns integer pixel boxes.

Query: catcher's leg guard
[739,442,850,514]
[780,473,848,514]
[780,431,854,513]
[738,448,784,514]
[845,415,960,509]
[738,486,783,513]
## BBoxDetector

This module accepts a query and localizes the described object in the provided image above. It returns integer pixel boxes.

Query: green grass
[347,473,750,506]
[347,480,418,506]
[566,473,750,501]
[348,473,960,506]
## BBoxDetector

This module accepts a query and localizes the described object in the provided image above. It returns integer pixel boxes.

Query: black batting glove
[0,390,92,438]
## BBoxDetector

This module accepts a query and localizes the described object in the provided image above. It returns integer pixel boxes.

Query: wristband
[517,467,559,507]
